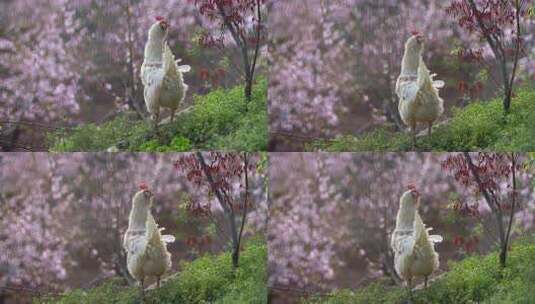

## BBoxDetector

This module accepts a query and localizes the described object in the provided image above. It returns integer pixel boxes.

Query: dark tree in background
[446,0,530,114]
[443,152,521,267]
[191,0,266,104]
[175,152,256,269]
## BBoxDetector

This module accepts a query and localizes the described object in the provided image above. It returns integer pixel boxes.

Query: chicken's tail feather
[418,60,444,94]
[145,213,159,243]
[429,235,443,243]
[162,235,176,243]
[163,43,176,75]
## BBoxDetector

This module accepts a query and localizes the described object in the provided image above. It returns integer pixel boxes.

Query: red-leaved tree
[190,0,266,104]
[442,152,521,267]
[446,0,530,113]
[175,152,256,268]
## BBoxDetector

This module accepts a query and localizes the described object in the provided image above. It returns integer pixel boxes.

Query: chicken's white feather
[141,21,190,124]
[396,35,444,136]
[391,190,442,287]
[123,190,174,286]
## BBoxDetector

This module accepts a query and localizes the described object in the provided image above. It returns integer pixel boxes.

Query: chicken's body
[123,190,175,291]
[391,189,442,289]
[140,19,190,125]
[396,34,444,144]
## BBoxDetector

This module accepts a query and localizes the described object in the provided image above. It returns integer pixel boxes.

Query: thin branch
[236,152,249,252]
[463,152,506,247]
[249,0,263,81]
[504,153,517,251]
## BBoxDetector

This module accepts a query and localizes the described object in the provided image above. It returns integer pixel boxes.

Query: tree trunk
[244,75,253,104]
[196,152,242,269]
[499,245,507,267]
[232,246,240,269]
[503,86,512,114]
[229,210,240,269]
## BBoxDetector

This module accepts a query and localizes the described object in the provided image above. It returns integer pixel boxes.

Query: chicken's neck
[395,203,416,231]
[127,204,149,231]
[400,51,420,77]
[144,39,164,63]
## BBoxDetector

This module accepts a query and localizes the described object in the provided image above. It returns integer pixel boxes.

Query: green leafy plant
[305,237,535,304]
[314,88,535,152]
[49,78,268,152]
[37,239,267,304]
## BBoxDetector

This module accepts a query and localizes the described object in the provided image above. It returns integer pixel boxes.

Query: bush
[314,89,535,152]
[37,239,267,304]
[49,78,268,152]
[305,238,535,304]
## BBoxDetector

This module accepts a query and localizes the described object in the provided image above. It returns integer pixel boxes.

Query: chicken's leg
[152,112,160,130]
[407,277,413,299]
[410,122,417,148]
[424,275,429,288]
[170,108,176,123]
[140,278,145,300]
[157,276,161,288]
[427,121,432,137]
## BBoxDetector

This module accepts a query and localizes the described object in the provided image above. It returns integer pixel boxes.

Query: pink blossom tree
[0,1,83,151]
[268,152,535,294]
[0,153,182,292]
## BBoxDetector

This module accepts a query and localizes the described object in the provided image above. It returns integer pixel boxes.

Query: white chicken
[396,33,445,145]
[140,16,191,126]
[123,187,175,293]
[391,186,442,289]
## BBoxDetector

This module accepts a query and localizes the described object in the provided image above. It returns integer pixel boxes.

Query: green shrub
[138,136,192,152]
[304,238,535,304]
[49,78,268,152]
[49,114,152,152]
[315,89,535,152]
[37,239,267,304]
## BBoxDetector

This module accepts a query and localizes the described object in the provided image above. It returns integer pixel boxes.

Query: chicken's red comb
[139,182,149,191]
[411,31,421,36]
[155,16,165,22]
[407,183,417,190]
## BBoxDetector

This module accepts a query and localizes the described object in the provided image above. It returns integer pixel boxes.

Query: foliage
[49,78,268,152]
[192,0,266,102]
[304,237,535,304]
[268,0,534,151]
[0,0,201,150]
[446,0,530,113]
[0,153,267,292]
[313,88,535,151]
[442,153,522,267]
[268,153,535,290]
[138,137,192,152]
[37,240,267,304]
[175,152,259,269]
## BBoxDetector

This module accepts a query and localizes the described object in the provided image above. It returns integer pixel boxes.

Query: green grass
[49,78,268,152]
[304,237,535,304]
[313,89,535,152]
[37,239,267,304]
